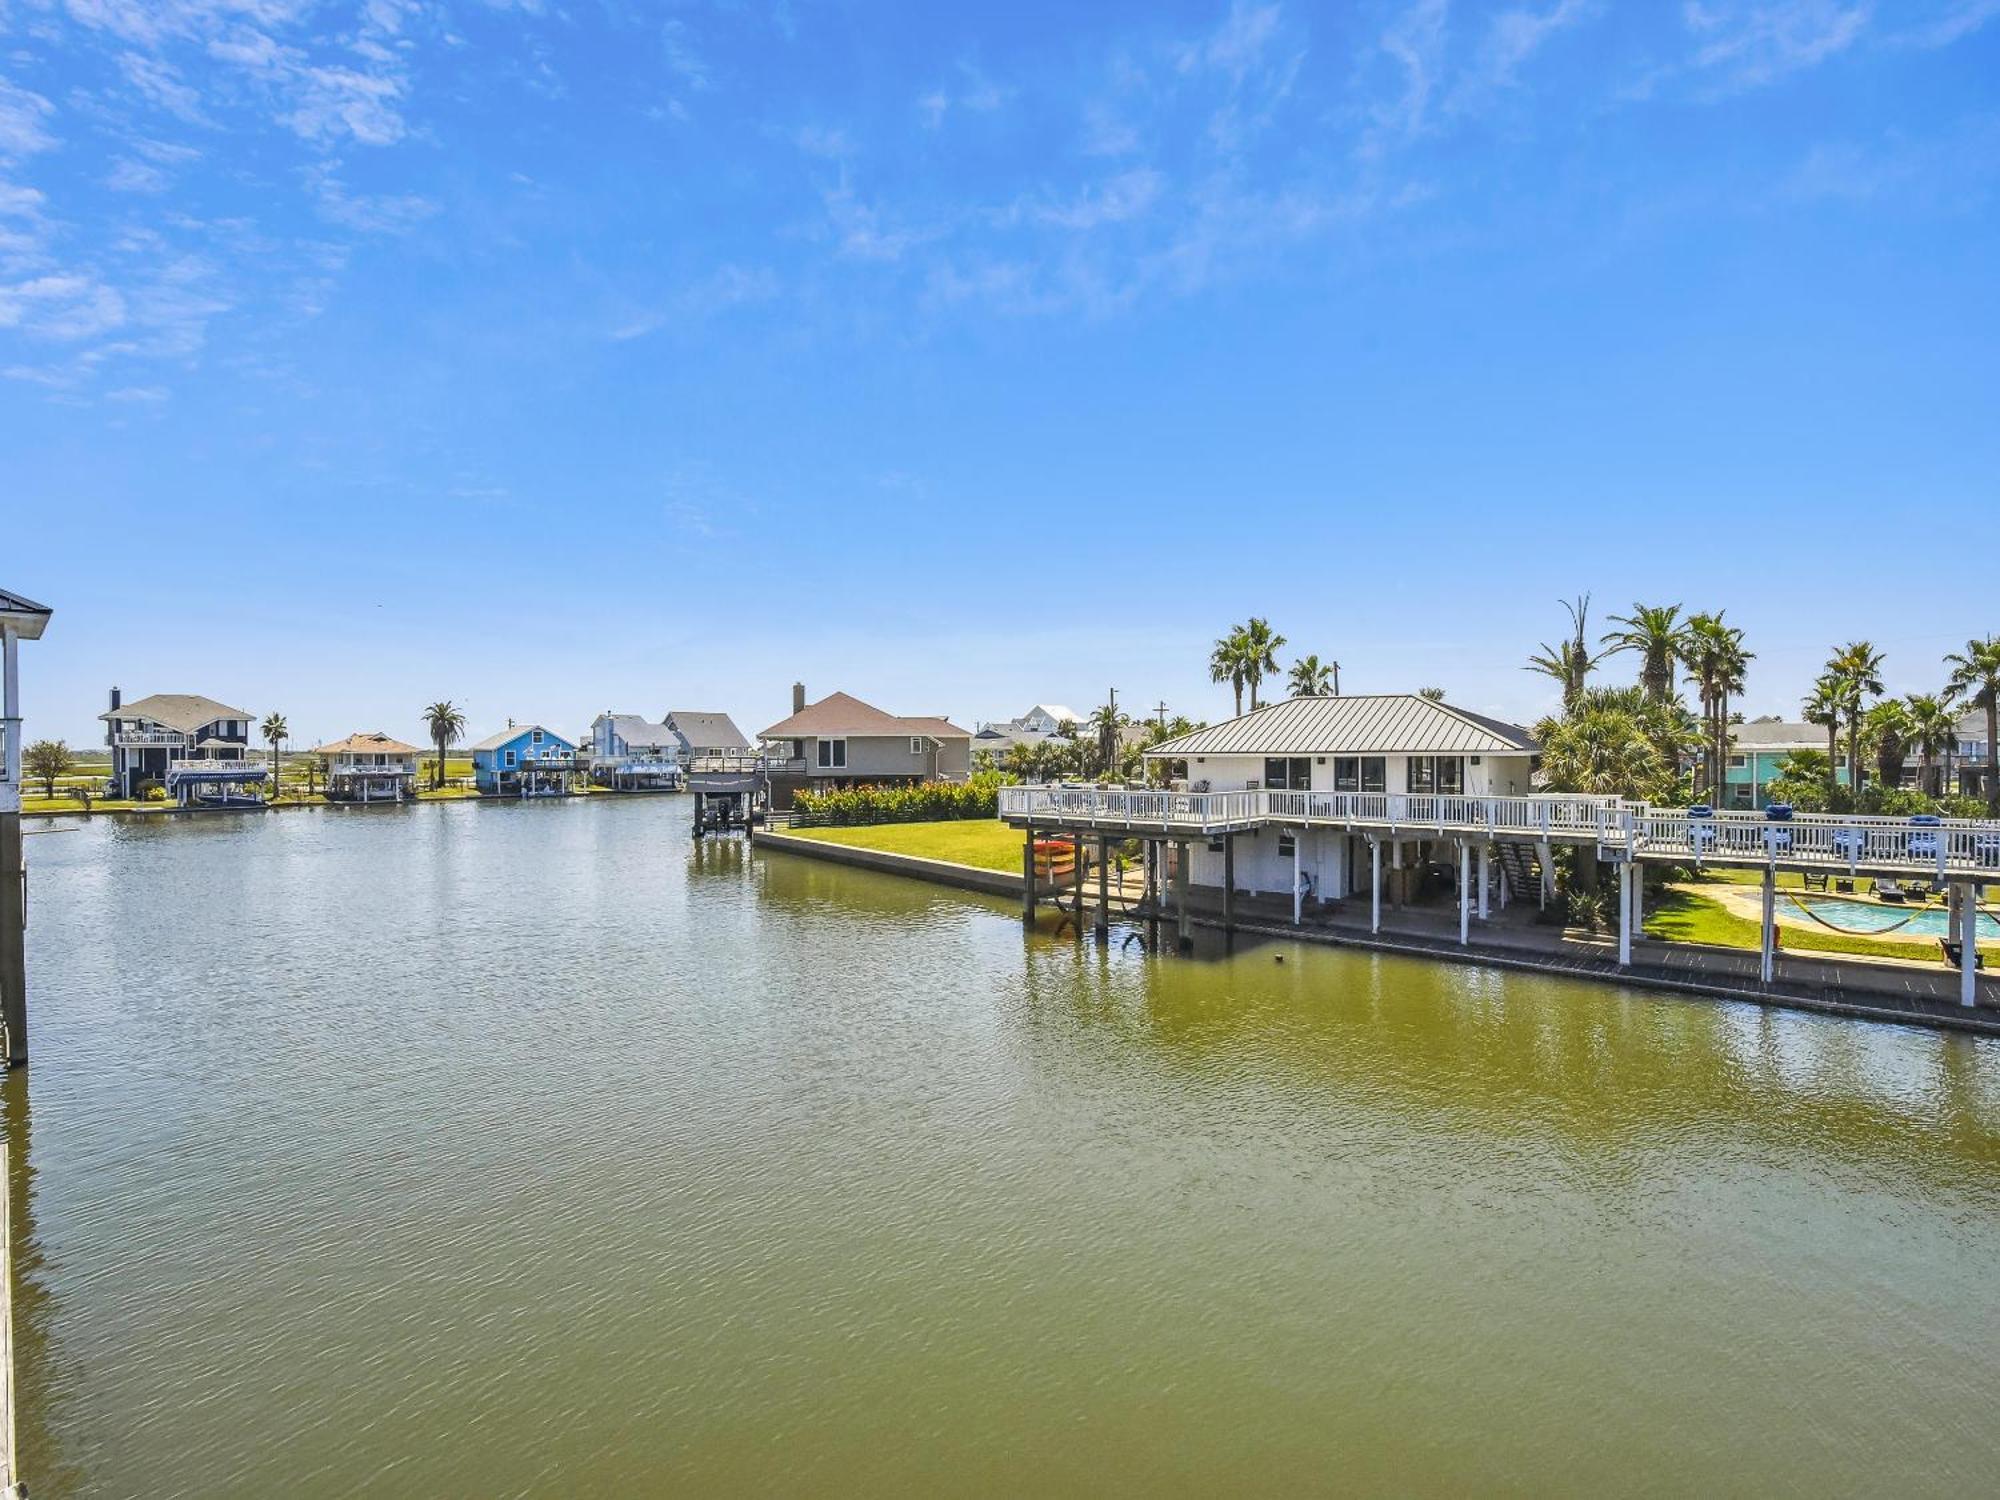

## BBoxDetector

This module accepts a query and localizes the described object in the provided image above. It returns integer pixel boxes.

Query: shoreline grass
[782,819,1025,873]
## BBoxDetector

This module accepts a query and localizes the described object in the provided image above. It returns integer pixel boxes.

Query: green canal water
[11,797,2000,1497]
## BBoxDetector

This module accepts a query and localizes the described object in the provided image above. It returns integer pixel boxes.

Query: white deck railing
[998,785,2000,876]
[166,758,266,777]
[113,730,189,747]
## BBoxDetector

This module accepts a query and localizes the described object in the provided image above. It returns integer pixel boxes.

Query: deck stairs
[1493,839,1544,904]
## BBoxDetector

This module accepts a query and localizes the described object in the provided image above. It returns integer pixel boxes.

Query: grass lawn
[1647,885,1997,966]
[784,819,1025,873]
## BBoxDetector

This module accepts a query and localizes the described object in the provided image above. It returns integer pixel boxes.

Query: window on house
[1408,756,1435,793]
[1261,756,1311,789]
[532,729,543,744]
[504,750,516,767]
[1361,757,1386,793]
[1334,757,1359,792]
[1277,832,1296,857]
[910,737,925,755]
[1729,754,1747,769]
[1437,756,1464,794]
[818,739,847,769]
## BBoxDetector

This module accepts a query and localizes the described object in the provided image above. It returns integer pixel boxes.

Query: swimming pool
[1788,894,2000,939]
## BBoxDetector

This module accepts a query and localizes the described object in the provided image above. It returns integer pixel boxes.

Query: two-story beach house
[664,710,752,762]
[315,732,421,803]
[470,723,578,797]
[758,687,971,807]
[1144,694,1541,905]
[585,714,683,790]
[1725,721,1849,809]
[99,689,267,804]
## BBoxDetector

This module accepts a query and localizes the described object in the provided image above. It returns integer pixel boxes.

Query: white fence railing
[166,759,267,777]
[113,730,189,747]
[998,785,2000,875]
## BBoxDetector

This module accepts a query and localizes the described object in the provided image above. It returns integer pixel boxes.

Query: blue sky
[3,0,1997,748]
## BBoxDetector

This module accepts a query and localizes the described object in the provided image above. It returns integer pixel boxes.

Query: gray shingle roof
[595,713,675,748]
[1730,720,1828,750]
[665,710,750,750]
[98,692,252,732]
[1146,695,1538,758]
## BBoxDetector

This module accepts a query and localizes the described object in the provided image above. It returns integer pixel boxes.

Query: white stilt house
[1143,694,1542,915]
[315,732,421,803]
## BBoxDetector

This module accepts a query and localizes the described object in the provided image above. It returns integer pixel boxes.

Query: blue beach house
[1726,721,1850,809]
[470,723,578,797]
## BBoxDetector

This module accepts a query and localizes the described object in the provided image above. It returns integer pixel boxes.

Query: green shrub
[794,771,1007,826]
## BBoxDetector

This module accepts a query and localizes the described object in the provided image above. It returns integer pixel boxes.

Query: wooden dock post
[1222,833,1235,933]
[1174,840,1192,953]
[1072,833,1085,941]
[1021,824,1037,924]
[0,817,22,1068]
[1095,836,1109,943]
[1457,840,1470,946]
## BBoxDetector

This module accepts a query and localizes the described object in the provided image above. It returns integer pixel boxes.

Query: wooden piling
[1095,836,1109,943]
[0,816,22,1067]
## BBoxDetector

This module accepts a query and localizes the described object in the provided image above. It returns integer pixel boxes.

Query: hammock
[1784,895,1924,936]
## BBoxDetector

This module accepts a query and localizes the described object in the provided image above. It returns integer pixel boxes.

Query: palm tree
[1826,641,1884,808]
[1532,691,1674,803]
[1087,699,1127,777]
[1905,692,1957,799]
[422,700,467,791]
[1209,629,1248,718]
[1864,699,1914,792]
[1944,635,2000,814]
[1287,654,1335,698]
[1601,603,1685,703]
[1525,595,1603,713]
[1239,617,1285,710]
[1802,675,1844,803]
[1417,686,1446,702]
[260,712,288,797]
[1678,613,1749,801]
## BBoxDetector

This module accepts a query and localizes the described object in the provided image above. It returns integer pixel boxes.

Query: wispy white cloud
[0,80,57,160]
[916,61,1007,130]
[307,162,436,232]
[1680,0,1871,90]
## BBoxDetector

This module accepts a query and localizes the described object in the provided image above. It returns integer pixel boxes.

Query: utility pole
[1153,700,1169,731]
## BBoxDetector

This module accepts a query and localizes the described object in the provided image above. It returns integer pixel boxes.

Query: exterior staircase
[1493,838,1544,904]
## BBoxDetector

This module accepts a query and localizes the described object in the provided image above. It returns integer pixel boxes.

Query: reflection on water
[13,798,2000,1499]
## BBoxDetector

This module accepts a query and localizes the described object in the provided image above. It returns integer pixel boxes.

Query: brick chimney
[792,682,806,714]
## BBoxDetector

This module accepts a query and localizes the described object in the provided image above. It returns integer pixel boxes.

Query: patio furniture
[1907,814,1942,861]
[1875,879,1907,904]
[1763,802,1794,854]
[1687,804,1717,853]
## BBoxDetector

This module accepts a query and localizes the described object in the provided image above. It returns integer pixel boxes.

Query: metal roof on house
[0,588,51,639]
[1145,695,1538,758]
[467,724,574,753]
[314,732,421,757]
[97,693,252,732]
[760,691,970,741]
[665,710,750,749]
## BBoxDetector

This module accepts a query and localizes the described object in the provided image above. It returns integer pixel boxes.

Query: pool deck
[755,830,2000,1038]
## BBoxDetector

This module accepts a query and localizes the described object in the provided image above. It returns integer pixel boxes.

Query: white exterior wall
[1188,826,1348,898]
[1181,751,1534,797]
